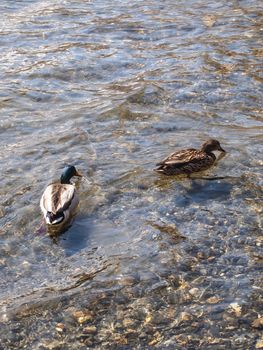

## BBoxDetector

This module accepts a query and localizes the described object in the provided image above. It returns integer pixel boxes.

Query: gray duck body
[40,165,82,228]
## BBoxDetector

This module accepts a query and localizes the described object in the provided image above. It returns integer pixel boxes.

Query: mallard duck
[40,165,82,227]
[154,139,226,176]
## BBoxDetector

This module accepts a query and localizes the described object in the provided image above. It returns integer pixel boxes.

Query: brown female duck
[154,139,226,176]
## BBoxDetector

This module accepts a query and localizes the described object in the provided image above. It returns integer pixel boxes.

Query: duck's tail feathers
[154,166,166,173]
[46,211,64,225]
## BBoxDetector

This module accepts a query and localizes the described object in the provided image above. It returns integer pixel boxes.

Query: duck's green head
[60,165,82,184]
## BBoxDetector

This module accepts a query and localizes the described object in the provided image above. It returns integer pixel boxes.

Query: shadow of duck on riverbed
[185,179,234,204]
[49,216,94,256]
[53,215,134,258]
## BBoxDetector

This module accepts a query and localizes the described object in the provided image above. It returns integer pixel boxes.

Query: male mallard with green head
[154,139,226,176]
[40,165,82,227]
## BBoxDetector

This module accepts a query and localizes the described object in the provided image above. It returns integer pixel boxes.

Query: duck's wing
[156,149,205,167]
[41,183,75,214]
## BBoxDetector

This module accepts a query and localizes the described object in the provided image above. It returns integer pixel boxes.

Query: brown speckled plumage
[154,139,226,176]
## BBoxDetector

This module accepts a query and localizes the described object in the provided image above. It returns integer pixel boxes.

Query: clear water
[0,0,262,349]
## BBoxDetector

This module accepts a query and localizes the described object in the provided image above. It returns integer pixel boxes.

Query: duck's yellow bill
[75,170,83,177]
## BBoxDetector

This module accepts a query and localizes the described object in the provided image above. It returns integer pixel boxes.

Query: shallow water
[0,0,262,349]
